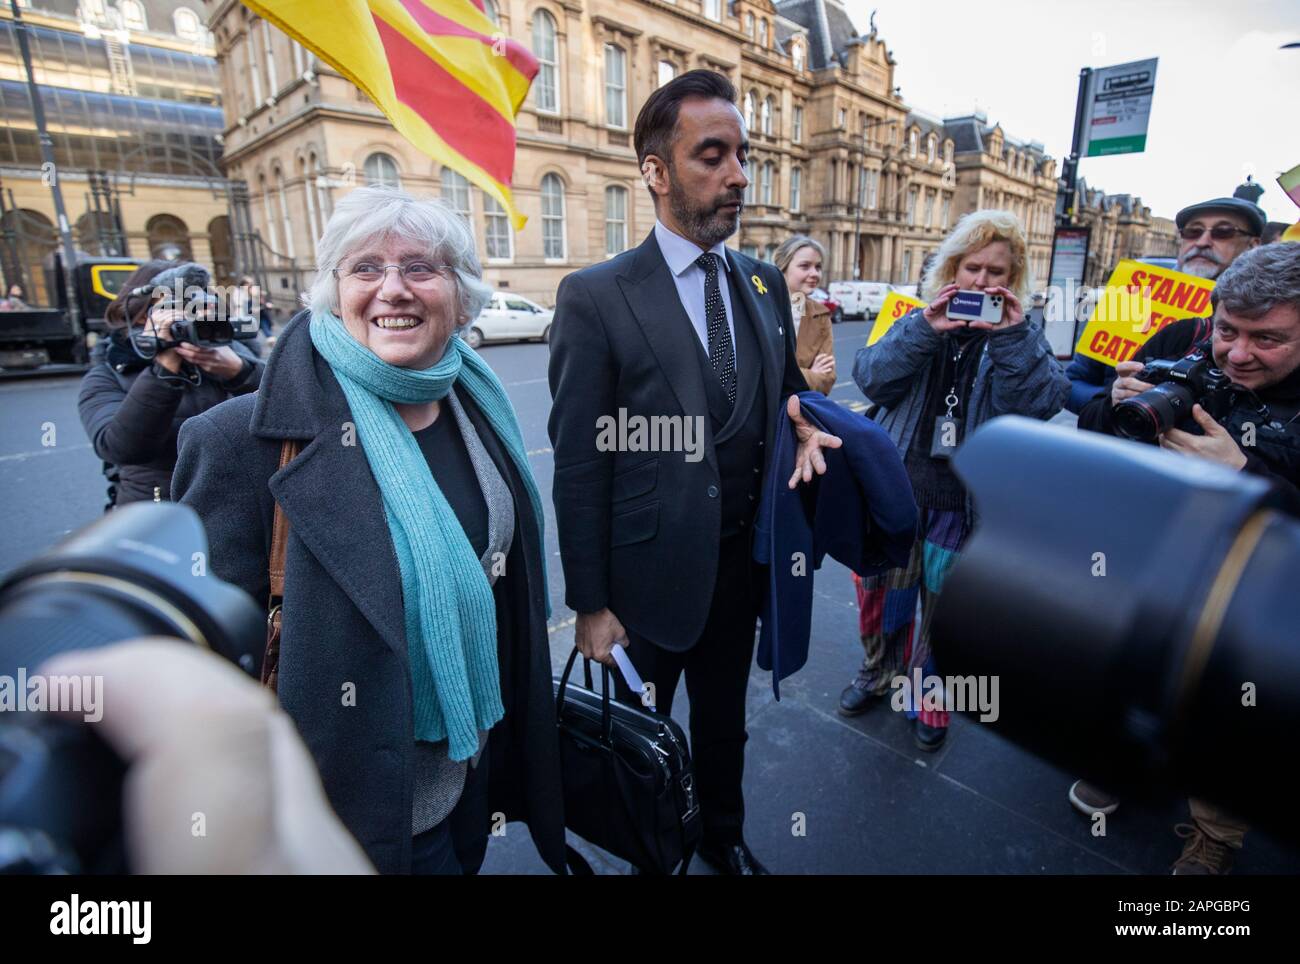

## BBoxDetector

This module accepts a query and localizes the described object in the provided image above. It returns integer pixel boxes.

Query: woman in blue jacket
[842,210,1069,750]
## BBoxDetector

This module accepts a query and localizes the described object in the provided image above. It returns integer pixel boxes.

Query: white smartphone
[946,289,1004,324]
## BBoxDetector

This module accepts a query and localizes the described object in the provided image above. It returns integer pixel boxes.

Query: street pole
[9,0,83,348]
[1057,67,1091,229]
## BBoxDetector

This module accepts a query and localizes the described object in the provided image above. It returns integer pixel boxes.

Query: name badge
[929,416,963,460]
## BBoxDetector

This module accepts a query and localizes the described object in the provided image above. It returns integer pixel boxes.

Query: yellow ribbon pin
[751,274,768,295]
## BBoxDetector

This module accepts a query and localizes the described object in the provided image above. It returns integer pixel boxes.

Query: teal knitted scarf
[309,311,548,761]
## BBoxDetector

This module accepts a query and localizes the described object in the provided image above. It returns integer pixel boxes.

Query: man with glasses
[1071,242,1300,873]
[1063,195,1265,412]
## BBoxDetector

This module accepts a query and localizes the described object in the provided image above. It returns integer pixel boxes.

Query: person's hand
[146,307,184,373]
[175,343,245,380]
[1159,404,1248,470]
[968,286,1024,331]
[787,394,843,489]
[922,283,968,333]
[575,608,628,667]
[810,353,835,377]
[41,639,375,874]
[1111,360,1155,407]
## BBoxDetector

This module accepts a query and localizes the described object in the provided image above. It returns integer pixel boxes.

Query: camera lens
[1114,382,1196,441]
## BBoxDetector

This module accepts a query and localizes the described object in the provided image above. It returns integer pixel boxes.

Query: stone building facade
[1,0,228,304]
[206,0,1176,307]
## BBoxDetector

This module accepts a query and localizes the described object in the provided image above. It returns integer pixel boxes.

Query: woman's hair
[307,185,493,329]
[772,235,825,276]
[103,260,174,329]
[921,209,1032,301]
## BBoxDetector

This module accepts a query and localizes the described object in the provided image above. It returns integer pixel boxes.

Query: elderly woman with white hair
[172,185,565,875]
[839,210,1069,749]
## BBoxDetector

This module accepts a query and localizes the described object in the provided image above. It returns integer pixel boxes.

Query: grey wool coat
[171,311,566,875]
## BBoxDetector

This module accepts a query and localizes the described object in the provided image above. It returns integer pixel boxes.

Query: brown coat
[795,298,836,394]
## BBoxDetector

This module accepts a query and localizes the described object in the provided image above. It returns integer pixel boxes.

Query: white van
[828,281,894,320]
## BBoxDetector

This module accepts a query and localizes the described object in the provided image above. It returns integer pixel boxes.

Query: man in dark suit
[548,69,840,874]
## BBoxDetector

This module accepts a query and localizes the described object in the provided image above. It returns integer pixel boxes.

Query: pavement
[2,319,1296,874]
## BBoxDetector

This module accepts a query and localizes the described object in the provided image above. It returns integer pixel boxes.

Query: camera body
[946,289,1005,324]
[1113,349,1237,442]
[133,262,258,349]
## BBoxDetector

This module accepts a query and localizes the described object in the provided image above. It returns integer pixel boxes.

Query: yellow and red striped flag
[241,0,537,229]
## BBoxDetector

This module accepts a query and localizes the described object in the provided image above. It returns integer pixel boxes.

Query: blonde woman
[838,211,1068,749]
[773,236,836,394]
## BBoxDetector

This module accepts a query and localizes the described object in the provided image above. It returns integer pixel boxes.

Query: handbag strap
[269,438,301,600]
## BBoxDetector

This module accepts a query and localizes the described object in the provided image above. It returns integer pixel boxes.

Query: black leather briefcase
[554,647,701,875]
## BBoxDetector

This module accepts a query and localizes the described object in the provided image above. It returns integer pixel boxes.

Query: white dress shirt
[653,219,739,370]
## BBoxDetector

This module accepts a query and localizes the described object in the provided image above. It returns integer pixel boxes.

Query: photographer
[1075,240,1300,872]
[1079,243,1300,506]
[1063,195,1265,413]
[78,261,264,507]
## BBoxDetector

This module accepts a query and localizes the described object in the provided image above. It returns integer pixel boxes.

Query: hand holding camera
[925,284,1024,332]
[1110,360,1156,407]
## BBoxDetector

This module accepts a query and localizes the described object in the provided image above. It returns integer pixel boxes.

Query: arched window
[761,96,773,135]
[364,152,400,188]
[173,7,202,41]
[532,11,558,112]
[657,60,676,88]
[744,91,755,130]
[147,214,192,261]
[441,168,472,229]
[909,129,918,157]
[604,44,626,128]
[761,161,773,205]
[483,0,500,26]
[744,162,755,204]
[790,167,801,212]
[744,12,753,37]
[119,0,147,31]
[927,135,937,164]
[703,0,721,21]
[483,194,512,260]
[605,185,628,256]
[758,19,768,47]
[541,173,565,260]
[792,40,804,72]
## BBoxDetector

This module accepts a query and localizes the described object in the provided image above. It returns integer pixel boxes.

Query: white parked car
[828,280,894,320]
[465,292,553,349]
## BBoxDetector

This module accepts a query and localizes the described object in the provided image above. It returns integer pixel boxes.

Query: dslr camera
[133,262,259,348]
[1113,349,1238,442]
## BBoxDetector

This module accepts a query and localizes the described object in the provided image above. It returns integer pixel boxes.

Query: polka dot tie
[696,253,737,404]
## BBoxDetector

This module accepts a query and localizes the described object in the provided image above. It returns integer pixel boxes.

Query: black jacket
[547,231,807,650]
[78,337,263,505]
[172,312,566,875]
[1079,315,1300,506]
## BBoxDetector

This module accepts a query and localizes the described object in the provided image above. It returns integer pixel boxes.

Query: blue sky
[846,0,1300,223]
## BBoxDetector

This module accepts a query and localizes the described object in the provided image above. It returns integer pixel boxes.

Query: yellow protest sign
[867,291,926,346]
[1073,260,1215,365]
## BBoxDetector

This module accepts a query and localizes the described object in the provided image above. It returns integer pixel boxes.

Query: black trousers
[613,531,760,847]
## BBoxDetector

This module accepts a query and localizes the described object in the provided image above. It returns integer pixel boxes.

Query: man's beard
[1178,246,1224,279]
[667,171,743,248]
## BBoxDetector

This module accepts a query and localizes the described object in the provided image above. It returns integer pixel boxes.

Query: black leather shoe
[698,840,770,875]
[838,681,879,716]
[914,720,947,752]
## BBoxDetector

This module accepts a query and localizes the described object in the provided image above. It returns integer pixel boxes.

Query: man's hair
[634,69,737,175]
[1212,242,1300,321]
